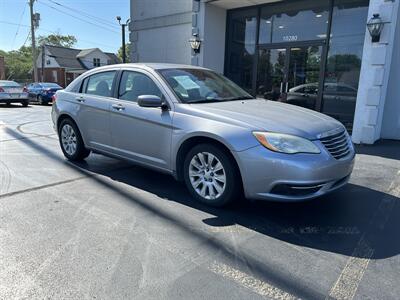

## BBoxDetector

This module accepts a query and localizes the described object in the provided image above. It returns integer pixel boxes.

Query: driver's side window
[118,71,162,102]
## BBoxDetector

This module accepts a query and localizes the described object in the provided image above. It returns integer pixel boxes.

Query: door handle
[75,97,85,103]
[112,103,125,111]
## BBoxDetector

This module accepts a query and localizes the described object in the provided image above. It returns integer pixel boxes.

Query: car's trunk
[1,86,24,93]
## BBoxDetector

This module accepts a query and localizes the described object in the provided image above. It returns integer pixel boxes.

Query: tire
[22,100,29,107]
[38,95,44,105]
[183,144,241,207]
[5,102,11,106]
[58,118,90,161]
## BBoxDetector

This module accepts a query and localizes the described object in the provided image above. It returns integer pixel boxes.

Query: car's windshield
[41,83,61,88]
[158,68,253,103]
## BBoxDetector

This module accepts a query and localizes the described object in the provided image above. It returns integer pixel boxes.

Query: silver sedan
[52,64,355,207]
[0,80,30,106]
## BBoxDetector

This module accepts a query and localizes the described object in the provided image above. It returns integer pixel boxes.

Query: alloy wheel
[61,124,77,156]
[189,152,226,200]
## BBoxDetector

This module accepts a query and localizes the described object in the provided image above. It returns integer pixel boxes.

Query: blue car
[27,82,63,105]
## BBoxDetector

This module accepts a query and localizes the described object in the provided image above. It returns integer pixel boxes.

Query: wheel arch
[175,136,244,192]
[56,113,89,147]
[56,113,78,132]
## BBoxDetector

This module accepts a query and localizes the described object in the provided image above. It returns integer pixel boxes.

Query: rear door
[109,69,173,171]
[75,70,117,152]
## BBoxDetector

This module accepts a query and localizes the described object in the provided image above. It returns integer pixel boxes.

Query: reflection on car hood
[187,99,344,140]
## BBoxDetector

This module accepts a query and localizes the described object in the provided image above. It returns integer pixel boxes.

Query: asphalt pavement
[0,104,399,300]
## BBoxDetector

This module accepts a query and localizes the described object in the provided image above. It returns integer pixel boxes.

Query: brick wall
[38,68,66,87]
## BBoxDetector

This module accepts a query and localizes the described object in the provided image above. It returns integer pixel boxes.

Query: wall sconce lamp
[189,33,202,54]
[367,14,387,43]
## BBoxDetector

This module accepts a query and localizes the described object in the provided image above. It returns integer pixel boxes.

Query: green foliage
[37,33,77,48]
[0,46,32,82]
[117,43,131,63]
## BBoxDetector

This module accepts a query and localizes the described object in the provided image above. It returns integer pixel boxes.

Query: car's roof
[35,82,60,85]
[93,63,208,72]
[0,80,18,84]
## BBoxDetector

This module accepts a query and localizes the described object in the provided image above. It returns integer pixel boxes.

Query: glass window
[259,0,330,44]
[225,8,257,93]
[118,71,162,102]
[322,0,369,130]
[93,58,101,67]
[85,71,116,97]
[158,68,253,103]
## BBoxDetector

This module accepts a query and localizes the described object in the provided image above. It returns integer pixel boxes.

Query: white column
[352,0,400,144]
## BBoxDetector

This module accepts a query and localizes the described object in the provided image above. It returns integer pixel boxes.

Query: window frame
[93,58,101,67]
[80,70,118,98]
[115,69,170,107]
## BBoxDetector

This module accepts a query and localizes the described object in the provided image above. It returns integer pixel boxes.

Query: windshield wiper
[185,96,254,104]
[186,98,224,103]
[224,96,255,101]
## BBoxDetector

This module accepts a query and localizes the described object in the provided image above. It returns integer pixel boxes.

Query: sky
[0,0,130,54]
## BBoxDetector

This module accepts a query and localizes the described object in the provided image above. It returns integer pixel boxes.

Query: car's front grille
[320,130,351,160]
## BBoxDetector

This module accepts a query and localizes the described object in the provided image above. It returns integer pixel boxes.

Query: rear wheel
[22,100,29,107]
[183,144,241,207]
[38,95,45,105]
[58,118,90,161]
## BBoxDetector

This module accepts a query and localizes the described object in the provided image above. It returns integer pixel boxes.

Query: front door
[256,43,324,111]
[109,70,173,171]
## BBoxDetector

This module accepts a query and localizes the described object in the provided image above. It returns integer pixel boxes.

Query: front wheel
[183,144,241,207]
[58,119,90,161]
[21,100,29,107]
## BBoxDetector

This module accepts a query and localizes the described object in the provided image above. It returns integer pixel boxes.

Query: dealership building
[130,0,399,144]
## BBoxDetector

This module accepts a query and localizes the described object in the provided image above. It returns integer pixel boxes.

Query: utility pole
[41,44,45,81]
[116,16,130,63]
[29,0,38,82]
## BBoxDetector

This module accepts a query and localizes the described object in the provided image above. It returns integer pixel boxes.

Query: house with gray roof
[35,44,120,87]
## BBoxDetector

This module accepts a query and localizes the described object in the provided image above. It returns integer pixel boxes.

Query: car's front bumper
[234,143,355,202]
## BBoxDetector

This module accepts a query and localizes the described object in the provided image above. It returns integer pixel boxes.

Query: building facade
[36,45,120,87]
[130,0,400,143]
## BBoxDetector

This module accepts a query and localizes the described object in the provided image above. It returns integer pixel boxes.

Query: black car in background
[26,82,63,105]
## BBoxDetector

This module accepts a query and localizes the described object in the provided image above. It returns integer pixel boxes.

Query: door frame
[253,39,327,112]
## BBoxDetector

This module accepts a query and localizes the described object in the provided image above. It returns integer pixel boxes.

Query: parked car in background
[0,80,30,107]
[52,64,355,207]
[27,82,63,105]
[286,82,357,128]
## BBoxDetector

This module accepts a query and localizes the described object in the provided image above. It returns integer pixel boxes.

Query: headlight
[253,132,320,154]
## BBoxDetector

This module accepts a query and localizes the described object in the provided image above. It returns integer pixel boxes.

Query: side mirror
[137,95,167,109]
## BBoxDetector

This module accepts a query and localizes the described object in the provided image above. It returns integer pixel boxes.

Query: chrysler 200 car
[52,64,355,207]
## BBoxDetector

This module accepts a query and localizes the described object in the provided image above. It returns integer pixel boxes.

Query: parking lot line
[328,173,400,300]
[209,262,299,300]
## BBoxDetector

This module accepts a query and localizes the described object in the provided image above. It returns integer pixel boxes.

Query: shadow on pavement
[90,162,400,261]
[5,127,400,264]
[356,139,400,160]
[5,126,400,299]
[0,104,32,108]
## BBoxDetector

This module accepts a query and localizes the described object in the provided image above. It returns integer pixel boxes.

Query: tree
[37,32,77,48]
[0,46,32,82]
[117,43,131,63]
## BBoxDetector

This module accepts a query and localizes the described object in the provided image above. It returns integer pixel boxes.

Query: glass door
[286,45,323,110]
[256,43,324,110]
[256,48,287,101]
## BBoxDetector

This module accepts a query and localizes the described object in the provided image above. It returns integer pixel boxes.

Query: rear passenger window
[84,71,116,97]
[118,71,162,102]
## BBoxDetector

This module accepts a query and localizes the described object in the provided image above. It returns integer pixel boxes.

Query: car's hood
[184,99,344,140]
